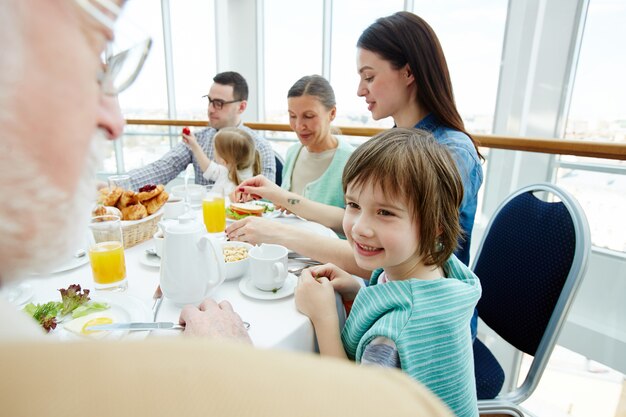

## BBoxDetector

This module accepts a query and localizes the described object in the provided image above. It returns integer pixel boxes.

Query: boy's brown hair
[342,128,464,267]
[214,127,261,185]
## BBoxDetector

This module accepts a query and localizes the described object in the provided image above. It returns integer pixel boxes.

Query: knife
[85,322,185,332]
[86,321,251,332]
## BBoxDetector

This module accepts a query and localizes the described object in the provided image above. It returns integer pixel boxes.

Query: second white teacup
[249,244,288,292]
[153,230,164,258]
[163,196,188,220]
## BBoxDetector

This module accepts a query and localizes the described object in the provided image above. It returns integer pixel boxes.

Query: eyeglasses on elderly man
[76,0,152,95]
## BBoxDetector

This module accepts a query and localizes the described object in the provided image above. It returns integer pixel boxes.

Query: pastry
[137,184,164,202]
[144,190,169,215]
[117,190,139,209]
[102,187,123,207]
[121,204,148,221]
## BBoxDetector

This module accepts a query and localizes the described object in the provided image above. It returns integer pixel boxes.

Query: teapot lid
[163,213,203,234]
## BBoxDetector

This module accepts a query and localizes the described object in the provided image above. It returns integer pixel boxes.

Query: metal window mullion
[114,136,125,173]
[322,0,332,80]
[161,0,177,148]
[257,0,265,121]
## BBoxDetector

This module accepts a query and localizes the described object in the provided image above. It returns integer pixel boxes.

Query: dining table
[3,208,341,351]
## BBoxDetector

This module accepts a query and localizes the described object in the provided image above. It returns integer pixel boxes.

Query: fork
[288,266,310,276]
[152,285,163,321]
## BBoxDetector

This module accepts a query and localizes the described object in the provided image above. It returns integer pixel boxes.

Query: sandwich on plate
[226,202,267,220]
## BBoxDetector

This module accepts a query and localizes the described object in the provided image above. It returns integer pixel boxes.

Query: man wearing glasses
[0,1,450,416]
[127,71,276,190]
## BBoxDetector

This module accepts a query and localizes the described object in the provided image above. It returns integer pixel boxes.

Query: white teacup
[248,244,288,292]
[163,196,188,220]
[153,230,164,258]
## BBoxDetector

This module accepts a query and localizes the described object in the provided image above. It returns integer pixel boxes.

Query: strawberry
[182,127,191,135]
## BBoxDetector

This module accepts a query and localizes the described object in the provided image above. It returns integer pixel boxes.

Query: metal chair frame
[472,183,591,416]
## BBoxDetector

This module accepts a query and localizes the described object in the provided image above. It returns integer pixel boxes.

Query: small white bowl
[222,241,253,280]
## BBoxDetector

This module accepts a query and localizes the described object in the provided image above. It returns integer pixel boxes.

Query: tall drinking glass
[107,174,131,190]
[88,215,128,291]
[202,188,226,233]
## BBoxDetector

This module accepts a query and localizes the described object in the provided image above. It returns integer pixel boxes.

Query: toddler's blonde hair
[214,127,262,185]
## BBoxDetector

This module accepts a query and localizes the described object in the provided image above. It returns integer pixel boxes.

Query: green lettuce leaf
[71,302,110,318]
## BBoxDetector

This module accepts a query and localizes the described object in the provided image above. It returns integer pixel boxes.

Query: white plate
[0,282,34,306]
[57,293,151,341]
[239,273,297,300]
[32,252,90,275]
[139,251,161,268]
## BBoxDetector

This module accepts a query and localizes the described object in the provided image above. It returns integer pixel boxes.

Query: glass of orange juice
[88,215,127,291]
[202,188,226,233]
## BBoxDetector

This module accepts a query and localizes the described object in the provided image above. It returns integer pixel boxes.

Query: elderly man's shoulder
[1,339,453,417]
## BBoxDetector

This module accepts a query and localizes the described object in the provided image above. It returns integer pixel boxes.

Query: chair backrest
[472,183,590,404]
[274,151,284,187]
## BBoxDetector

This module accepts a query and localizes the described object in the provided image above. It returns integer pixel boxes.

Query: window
[170,1,217,120]
[102,1,217,175]
[558,0,626,252]
[412,1,507,135]
[329,0,404,129]
[263,0,324,123]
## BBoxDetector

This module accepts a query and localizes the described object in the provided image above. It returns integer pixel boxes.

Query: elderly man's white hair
[0,1,104,282]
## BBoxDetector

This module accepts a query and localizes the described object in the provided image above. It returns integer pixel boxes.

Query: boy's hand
[306,263,362,302]
[295,270,338,325]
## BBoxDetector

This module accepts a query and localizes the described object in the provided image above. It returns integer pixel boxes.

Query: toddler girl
[295,128,481,417]
[183,127,261,196]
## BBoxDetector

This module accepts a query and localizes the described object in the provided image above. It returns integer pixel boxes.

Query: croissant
[117,190,139,209]
[121,204,148,221]
[144,190,169,215]
[92,205,123,219]
[137,184,165,202]
[96,187,111,204]
[102,187,123,207]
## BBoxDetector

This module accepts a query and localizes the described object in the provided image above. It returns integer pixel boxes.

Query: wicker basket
[121,210,163,249]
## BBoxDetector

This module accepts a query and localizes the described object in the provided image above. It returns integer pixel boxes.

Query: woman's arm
[236,175,345,231]
[225,218,370,277]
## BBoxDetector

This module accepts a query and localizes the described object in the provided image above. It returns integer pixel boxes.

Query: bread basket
[121,208,163,248]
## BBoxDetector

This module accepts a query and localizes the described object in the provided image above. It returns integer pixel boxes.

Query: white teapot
[159,215,225,305]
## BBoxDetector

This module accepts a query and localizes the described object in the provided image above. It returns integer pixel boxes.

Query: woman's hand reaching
[225,216,294,246]
[234,175,286,204]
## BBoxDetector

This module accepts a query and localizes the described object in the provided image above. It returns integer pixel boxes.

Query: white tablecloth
[14,212,338,351]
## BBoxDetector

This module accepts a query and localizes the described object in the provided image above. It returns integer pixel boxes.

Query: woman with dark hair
[357,11,483,267]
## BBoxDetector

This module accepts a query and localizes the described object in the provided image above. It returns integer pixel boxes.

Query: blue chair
[274,150,284,187]
[472,183,591,416]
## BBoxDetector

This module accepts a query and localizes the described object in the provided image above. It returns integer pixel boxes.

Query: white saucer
[139,252,161,268]
[239,273,297,300]
[0,282,34,306]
